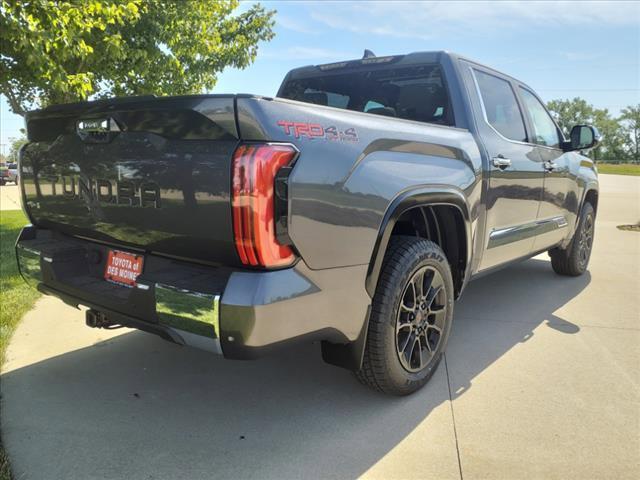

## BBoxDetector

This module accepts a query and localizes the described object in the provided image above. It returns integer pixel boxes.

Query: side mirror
[565,125,601,152]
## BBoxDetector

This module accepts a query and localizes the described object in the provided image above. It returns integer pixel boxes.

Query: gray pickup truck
[17,51,599,395]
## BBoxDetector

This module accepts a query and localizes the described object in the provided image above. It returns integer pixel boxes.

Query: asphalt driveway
[1,174,639,479]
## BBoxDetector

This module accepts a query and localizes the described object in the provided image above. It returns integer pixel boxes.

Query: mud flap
[321,305,371,371]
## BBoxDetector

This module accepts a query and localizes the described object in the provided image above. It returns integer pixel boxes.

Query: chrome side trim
[16,243,42,287]
[488,216,567,249]
[554,216,568,228]
[154,283,220,341]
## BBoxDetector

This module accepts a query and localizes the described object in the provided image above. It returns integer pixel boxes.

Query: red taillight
[232,144,297,267]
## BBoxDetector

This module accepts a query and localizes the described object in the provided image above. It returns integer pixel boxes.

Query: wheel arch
[322,187,472,373]
[583,187,599,213]
[365,187,472,300]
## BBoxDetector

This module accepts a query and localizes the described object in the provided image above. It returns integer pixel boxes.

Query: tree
[591,108,627,162]
[0,0,275,115]
[620,105,640,163]
[547,97,595,134]
[547,97,629,162]
[7,135,27,162]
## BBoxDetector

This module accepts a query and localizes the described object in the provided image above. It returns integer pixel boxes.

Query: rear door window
[473,69,527,142]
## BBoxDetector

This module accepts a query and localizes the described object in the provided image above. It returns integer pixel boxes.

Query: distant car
[0,166,9,186]
[7,163,18,183]
[0,163,18,185]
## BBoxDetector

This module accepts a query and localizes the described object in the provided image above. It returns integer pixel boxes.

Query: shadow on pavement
[1,258,588,479]
[448,257,586,399]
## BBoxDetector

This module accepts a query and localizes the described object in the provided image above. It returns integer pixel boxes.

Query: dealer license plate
[104,250,144,287]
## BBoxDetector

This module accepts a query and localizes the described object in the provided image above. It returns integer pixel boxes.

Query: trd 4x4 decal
[277,121,358,142]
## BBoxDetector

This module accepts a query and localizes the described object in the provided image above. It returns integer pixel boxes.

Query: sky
[2,0,639,153]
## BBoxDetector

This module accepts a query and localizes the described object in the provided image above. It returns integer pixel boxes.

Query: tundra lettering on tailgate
[34,174,161,208]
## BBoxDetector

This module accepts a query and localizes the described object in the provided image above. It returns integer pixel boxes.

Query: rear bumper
[16,226,370,360]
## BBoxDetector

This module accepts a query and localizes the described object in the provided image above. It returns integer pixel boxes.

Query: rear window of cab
[279,64,454,126]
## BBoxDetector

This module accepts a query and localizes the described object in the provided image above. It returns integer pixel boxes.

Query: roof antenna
[363,49,376,59]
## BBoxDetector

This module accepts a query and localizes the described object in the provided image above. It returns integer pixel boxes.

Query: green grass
[0,210,40,364]
[597,163,640,176]
[1,210,39,480]
[0,443,10,480]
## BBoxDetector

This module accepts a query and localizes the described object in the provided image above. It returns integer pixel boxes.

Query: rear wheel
[356,236,454,395]
[549,202,595,276]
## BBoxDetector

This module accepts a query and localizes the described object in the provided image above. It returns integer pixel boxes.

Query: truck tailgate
[20,95,240,265]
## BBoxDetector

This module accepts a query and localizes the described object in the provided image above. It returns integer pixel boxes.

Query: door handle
[543,161,558,172]
[492,156,511,169]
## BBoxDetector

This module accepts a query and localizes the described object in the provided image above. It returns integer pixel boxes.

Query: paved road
[0,184,21,211]
[1,175,639,479]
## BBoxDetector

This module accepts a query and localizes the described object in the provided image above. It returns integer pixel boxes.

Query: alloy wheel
[578,212,594,268]
[396,266,448,373]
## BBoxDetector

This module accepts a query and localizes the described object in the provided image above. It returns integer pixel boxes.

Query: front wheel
[549,202,595,276]
[355,236,454,395]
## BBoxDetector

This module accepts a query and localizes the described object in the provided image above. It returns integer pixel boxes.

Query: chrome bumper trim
[16,243,42,287]
[169,328,222,354]
[154,283,221,350]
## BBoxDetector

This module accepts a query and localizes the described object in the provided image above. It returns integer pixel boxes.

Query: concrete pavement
[0,184,21,211]
[1,174,639,479]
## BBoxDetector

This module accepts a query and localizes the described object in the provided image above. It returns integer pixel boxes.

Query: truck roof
[286,50,528,89]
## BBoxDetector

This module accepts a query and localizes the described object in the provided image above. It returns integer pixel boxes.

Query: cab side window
[519,87,561,148]
[474,69,527,142]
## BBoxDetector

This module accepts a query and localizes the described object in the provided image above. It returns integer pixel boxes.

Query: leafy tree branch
[0,0,275,115]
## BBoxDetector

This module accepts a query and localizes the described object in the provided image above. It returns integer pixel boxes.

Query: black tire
[549,202,595,276]
[356,236,454,395]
